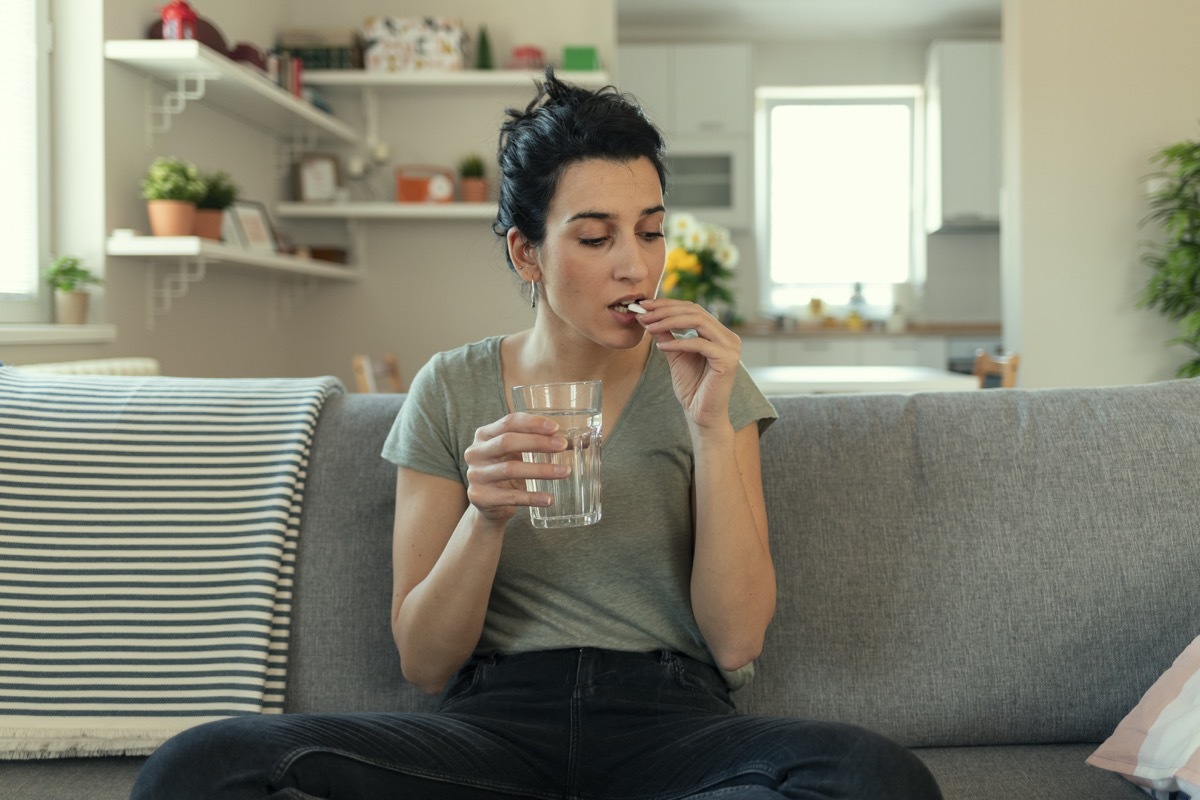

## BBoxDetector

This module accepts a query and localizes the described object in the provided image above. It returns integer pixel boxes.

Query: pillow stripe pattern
[1088,633,1200,799]
[0,369,342,759]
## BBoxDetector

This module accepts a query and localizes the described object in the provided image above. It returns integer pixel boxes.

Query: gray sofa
[5,377,1200,800]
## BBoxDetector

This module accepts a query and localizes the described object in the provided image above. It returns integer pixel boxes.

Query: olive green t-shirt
[381,336,777,689]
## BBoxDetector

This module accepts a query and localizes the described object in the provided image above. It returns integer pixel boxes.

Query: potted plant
[194,170,239,241]
[140,156,205,236]
[1139,138,1200,377]
[458,153,488,203]
[42,255,103,325]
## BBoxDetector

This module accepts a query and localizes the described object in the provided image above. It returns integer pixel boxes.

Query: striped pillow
[1087,634,1200,799]
[0,369,342,758]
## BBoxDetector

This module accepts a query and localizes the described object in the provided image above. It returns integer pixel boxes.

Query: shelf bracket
[145,257,207,330]
[147,74,209,140]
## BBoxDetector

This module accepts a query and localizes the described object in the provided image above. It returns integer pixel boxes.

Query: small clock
[295,154,340,202]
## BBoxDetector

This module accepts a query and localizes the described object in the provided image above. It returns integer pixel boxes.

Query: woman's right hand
[464,412,568,524]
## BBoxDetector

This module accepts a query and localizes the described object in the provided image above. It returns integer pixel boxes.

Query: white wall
[1004,0,1197,387]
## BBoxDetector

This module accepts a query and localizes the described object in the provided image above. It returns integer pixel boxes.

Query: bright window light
[759,88,919,312]
[0,0,48,318]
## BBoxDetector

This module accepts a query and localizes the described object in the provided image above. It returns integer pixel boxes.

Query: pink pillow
[1088,635,1200,797]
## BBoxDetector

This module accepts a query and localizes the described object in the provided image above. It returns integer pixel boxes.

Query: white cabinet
[924,40,1001,232]
[617,44,753,228]
[617,44,752,136]
[775,339,861,367]
[859,337,948,368]
[742,335,952,368]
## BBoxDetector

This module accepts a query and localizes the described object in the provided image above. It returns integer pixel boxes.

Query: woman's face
[530,156,666,350]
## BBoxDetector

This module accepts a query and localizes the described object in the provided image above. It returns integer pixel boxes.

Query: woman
[131,70,941,800]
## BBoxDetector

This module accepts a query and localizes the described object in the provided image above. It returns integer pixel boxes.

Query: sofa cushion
[735,380,1200,747]
[915,744,1149,799]
[0,756,143,800]
[286,393,437,716]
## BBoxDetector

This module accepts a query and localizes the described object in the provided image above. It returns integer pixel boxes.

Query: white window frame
[0,0,52,323]
[755,85,925,317]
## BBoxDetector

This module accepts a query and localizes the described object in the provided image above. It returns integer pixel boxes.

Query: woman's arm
[637,299,776,671]
[390,413,568,693]
[390,468,502,694]
[689,421,775,672]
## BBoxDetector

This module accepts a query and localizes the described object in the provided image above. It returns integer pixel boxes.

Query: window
[757,86,922,314]
[0,0,51,322]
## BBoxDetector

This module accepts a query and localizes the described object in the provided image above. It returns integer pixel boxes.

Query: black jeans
[130,648,941,799]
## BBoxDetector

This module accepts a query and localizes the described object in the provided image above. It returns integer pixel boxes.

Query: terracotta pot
[147,199,197,236]
[460,177,488,203]
[193,208,224,240]
[54,290,89,325]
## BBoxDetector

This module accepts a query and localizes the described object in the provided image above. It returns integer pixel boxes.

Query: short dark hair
[493,67,667,267]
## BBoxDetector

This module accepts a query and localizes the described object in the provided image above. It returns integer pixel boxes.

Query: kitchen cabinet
[617,44,752,136]
[740,335,954,369]
[924,40,1001,232]
[859,337,949,368]
[617,44,753,228]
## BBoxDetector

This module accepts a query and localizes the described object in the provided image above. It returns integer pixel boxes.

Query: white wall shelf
[106,236,360,329]
[276,202,497,220]
[302,69,610,89]
[105,39,359,144]
[107,236,361,279]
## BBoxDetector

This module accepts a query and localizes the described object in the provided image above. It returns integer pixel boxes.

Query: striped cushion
[0,369,342,759]
[1088,634,1200,799]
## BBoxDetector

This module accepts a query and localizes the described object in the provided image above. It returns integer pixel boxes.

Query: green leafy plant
[197,170,239,210]
[458,153,485,178]
[140,156,205,202]
[1139,138,1200,377]
[42,256,103,293]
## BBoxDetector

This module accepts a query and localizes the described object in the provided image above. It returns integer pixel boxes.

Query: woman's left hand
[635,298,741,428]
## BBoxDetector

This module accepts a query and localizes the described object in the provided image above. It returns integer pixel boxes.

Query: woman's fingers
[464,413,570,517]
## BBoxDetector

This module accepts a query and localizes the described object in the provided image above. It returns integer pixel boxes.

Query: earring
[530,280,538,309]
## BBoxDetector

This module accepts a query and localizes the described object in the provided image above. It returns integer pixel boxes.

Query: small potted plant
[458,153,488,203]
[140,156,205,236]
[42,255,103,325]
[194,170,239,241]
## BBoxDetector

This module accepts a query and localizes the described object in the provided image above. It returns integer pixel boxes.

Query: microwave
[663,136,752,230]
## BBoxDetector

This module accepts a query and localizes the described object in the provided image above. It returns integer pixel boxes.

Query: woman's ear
[507,227,541,282]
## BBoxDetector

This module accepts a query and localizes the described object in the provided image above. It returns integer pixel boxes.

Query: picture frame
[294,153,341,202]
[227,200,279,253]
[220,209,244,246]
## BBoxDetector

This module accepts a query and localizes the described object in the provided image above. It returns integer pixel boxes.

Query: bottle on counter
[845,283,868,332]
[886,304,907,334]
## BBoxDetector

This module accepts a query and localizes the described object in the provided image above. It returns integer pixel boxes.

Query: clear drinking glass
[511,380,602,528]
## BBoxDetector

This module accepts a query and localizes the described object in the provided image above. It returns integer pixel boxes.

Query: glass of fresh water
[511,380,602,528]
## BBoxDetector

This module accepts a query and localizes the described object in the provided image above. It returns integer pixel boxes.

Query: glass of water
[511,380,602,528]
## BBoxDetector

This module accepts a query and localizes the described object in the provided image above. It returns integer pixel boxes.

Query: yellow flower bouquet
[660,212,738,309]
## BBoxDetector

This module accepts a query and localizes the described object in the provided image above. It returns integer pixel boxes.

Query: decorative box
[361,17,468,72]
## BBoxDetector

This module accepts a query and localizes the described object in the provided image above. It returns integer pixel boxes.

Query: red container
[161,0,197,40]
[395,165,455,203]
